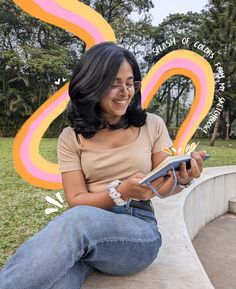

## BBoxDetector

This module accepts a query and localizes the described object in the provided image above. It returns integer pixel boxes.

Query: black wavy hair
[67,41,147,138]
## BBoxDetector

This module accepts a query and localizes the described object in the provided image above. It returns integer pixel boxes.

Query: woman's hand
[175,151,206,185]
[118,172,165,201]
[155,151,206,197]
[119,151,206,200]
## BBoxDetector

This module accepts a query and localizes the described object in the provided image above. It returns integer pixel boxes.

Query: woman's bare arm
[61,170,119,209]
[62,169,160,208]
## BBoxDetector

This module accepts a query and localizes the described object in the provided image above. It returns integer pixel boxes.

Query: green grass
[192,138,236,167]
[0,138,68,269]
[0,137,235,269]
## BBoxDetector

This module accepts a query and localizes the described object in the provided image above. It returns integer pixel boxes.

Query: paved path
[193,213,236,289]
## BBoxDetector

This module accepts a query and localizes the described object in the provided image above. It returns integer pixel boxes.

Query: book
[139,154,210,185]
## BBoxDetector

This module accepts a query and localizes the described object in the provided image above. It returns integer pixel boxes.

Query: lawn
[0,137,235,269]
[192,138,236,167]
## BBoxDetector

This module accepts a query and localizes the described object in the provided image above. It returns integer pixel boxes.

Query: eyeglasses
[110,81,141,93]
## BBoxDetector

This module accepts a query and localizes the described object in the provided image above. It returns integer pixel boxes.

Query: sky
[150,0,209,26]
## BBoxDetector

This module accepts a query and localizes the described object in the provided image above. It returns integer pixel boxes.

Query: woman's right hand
[118,172,165,201]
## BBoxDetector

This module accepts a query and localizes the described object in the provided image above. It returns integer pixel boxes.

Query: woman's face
[99,60,135,125]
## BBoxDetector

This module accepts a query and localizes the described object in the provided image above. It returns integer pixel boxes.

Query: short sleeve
[57,127,82,172]
[146,113,173,154]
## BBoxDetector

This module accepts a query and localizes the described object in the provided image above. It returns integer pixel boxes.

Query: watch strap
[107,180,127,206]
[177,179,194,189]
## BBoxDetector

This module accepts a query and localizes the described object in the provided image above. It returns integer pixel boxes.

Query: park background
[0,0,236,269]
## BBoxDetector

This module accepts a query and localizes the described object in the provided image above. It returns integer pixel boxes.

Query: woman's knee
[90,237,161,276]
[53,205,104,229]
[64,205,102,219]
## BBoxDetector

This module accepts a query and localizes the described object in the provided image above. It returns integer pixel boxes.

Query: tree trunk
[224,110,230,140]
[210,114,221,146]
[166,83,171,128]
[176,97,179,127]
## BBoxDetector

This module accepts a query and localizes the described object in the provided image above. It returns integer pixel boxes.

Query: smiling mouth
[112,99,129,105]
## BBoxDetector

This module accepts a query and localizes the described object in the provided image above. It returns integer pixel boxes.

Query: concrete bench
[83,166,236,289]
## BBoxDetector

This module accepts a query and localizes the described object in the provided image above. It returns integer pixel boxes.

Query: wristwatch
[107,180,128,206]
[177,179,194,189]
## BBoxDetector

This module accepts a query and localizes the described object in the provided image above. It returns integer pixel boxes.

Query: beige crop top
[57,112,173,193]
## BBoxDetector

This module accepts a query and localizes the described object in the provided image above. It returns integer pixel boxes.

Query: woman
[0,42,205,289]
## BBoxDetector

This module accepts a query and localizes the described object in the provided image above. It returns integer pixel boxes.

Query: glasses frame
[110,81,141,94]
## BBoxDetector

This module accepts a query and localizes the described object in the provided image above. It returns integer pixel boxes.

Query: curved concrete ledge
[184,166,236,240]
[83,166,236,289]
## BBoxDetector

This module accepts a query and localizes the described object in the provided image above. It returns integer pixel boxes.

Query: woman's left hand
[151,151,207,198]
[175,151,206,185]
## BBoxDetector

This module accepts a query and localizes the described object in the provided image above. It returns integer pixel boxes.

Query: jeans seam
[44,250,84,289]
[80,264,93,285]
[46,238,159,289]
[87,236,159,251]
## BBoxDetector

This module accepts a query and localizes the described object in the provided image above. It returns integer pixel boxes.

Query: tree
[0,0,156,136]
[81,0,155,73]
[146,12,202,130]
[0,0,83,136]
[200,0,236,144]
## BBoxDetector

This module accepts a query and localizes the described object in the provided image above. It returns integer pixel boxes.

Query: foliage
[145,12,203,68]
[146,12,203,128]
[81,0,155,73]
[200,0,236,139]
[147,4,236,140]
[0,0,155,136]
[0,0,235,139]
[0,0,83,136]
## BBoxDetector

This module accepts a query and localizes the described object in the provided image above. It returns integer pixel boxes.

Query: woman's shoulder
[144,112,169,140]
[59,127,75,139]
[144,112,172,151]
[57,127,83,154]
[59,126,84,148]
[58,127,79,147]
[145,112,166,128]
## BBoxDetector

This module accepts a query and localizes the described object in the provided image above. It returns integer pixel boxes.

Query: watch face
[112,191,121,199]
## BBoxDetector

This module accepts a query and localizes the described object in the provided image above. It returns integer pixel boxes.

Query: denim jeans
[0,203,162,289]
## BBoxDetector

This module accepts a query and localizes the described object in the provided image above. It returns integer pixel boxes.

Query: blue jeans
[0,203,162,289]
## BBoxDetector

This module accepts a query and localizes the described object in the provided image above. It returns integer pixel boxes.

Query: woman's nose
[119,84,130,94]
